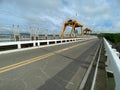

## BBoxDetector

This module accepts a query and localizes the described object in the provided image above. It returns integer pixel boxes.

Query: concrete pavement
[0,38,100,90]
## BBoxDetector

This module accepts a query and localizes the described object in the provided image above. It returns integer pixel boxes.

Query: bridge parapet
[104,38,120,90]
[0,36,97,54]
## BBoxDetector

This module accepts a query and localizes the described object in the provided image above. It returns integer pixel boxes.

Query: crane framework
[61,19,92,38]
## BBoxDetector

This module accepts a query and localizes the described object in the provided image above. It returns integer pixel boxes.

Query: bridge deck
[0,39,101,90]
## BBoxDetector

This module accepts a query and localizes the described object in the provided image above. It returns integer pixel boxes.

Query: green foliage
[103,33,120,44]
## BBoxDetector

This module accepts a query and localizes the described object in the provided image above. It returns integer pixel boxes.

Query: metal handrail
[104,38,120,90]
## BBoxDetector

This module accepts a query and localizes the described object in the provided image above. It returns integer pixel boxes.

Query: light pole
[13,25,20,41]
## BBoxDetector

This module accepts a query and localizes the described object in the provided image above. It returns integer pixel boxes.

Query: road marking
[0,42,88,74]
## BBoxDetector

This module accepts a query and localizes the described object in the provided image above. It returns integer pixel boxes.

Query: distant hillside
[103,33,120,52]
[103,33,120,44]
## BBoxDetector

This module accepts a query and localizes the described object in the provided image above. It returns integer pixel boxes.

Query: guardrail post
[116,52,119,57]
[112,49,120,57]
[113,49,117,52]
[55,40,57,44]
[33,42,36,47]
[66,39,67,42]
[47,41,49,45]
[37,41,40,46]
[75,38,77,42]
[61,40,62,43]
[17,44,21,49]
[106,57,112,72]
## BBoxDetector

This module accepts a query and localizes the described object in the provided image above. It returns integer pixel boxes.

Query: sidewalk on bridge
[94,45,107,90]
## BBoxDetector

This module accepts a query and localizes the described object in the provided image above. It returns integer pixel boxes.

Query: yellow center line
[0,42,87,74]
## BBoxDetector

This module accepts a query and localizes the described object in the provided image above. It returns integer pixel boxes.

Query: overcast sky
[0,0,120,34]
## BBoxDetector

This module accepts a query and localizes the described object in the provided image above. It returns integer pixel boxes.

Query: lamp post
[13,25,20,41]
[45,29,48,40]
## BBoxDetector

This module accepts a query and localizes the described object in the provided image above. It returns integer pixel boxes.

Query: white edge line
[79,40,101,90]
[90,44,102,90]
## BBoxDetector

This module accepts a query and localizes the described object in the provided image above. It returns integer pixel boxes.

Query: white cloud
[0,0,120,33]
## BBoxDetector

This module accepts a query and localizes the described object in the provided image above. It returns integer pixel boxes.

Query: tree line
[99,33,120,44]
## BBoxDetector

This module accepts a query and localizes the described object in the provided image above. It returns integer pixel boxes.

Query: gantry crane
[61,19,83,38]
[82,28,92,35]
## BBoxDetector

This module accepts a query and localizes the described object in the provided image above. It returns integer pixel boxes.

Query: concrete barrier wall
[0,36,97,54]
[104,38,120,90]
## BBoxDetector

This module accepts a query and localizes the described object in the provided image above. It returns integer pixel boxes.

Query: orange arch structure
[82,28,92,35]
[61,19,83,38]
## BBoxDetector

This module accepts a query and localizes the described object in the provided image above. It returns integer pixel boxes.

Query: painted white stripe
[91,44,102,90]
[79,40,100,90]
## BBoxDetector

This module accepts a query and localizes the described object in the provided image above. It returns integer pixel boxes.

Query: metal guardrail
[104,38,120,90]
[0,37,97,54]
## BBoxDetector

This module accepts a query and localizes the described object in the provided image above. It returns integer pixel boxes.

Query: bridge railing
[0,36,97,54]
[104,38,120,90]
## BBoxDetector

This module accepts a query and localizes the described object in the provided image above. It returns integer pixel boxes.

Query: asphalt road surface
[0,38,100,90]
